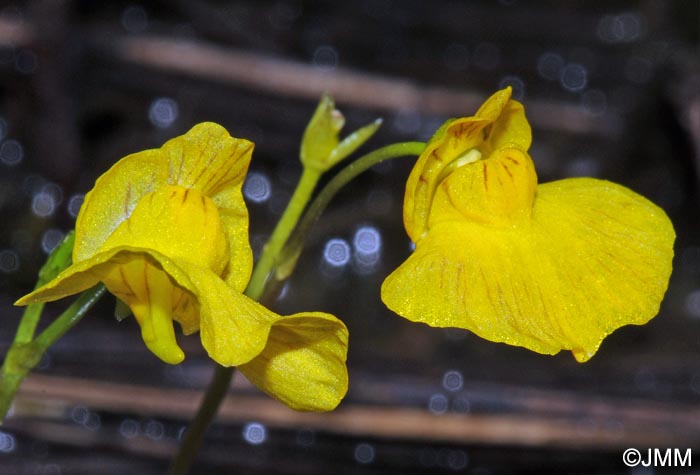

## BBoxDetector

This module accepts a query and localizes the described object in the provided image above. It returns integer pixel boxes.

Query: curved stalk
[275,141,425,281]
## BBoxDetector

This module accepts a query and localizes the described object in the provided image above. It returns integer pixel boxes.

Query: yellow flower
[16,123,348,410]
[381,88,675,362]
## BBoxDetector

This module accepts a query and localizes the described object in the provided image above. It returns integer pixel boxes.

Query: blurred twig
[0,16,31,45]
[12,373,700,449]
[114,36,618,137]
[0,13,619,137]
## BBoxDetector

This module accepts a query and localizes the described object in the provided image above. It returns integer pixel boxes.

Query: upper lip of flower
[403,86,533,241]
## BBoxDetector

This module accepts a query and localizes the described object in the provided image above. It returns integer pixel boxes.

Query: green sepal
[300,94,382,172]
[329,118,383,165]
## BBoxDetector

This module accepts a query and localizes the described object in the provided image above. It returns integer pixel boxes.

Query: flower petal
[238,312,349,411]
[533,178,675,361]
[17,247,272,366]
[74,149,166,262]
[403,87,531,241]
[382,178,674,362]
[15,248,193,364]
[163,123,253,198]
[74,123,254,291]
[15,253,108,307]
[382,224,565,358]
[100,185,229,276]
[474,87,531,154]
[163,123,255,291]
[168,260,275,366]
[429,147,537,227]
[403,117,487,242]
[100,258,185,364]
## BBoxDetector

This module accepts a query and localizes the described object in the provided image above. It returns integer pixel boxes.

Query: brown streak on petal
[173,290,185,309]
[209,143,253,193]
[537,284,561,342]
[143,261,150,309]
[457,122,477,138]
[200,150,230,192]
[182,189,189,203]
[501,162,513,178]
[482,162,488,191]
[240,142,254,157]
[120,266,136,297]
[505,156,520,165]
[480,268,496,311]
[442,180,460,210]
[455,264,464,307]
[188,158,208,188]
[188,135,216,187]
[175,150,185,185]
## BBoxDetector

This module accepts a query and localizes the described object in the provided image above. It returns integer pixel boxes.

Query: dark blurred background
[1,1,700,474]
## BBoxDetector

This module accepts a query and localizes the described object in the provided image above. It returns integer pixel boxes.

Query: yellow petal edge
[382,88,675,362]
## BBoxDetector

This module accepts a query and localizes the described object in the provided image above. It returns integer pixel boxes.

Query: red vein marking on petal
[142,261,151,309]
[501,162,513,178]
[206,142,254,194]
[456,121,477,137]
[454,263,464,307]
[173,289,186,310]
[200,155,229,192]
[187,135,216,188]
[441,180,461,210]
[480,267,496,313]
[174,149,185,185]
[482,162,488,191]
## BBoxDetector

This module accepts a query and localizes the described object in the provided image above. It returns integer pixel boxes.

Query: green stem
[14,231,75,344]
[0,284,105,422]
[33,285,106,350]
[276,141,425,279]
[13,302,46,346]
[245,167,322,300]
[169,366,235,475]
